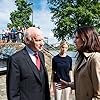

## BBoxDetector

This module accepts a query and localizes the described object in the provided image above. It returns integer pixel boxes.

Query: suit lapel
[77,58,87,70]
[22,48,42,84]
[75,52,95,72]
[39,52,48,75]
[75,57,87,71]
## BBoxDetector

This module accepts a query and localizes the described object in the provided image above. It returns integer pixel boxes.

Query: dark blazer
[6,47,50,100]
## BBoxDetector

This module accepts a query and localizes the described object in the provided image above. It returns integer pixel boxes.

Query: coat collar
[75,52,95,71]
[83,52,95,58]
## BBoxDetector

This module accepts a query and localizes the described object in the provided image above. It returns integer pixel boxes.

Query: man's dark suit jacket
[6,47,50,100]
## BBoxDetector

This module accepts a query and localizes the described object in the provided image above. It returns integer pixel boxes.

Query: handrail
[43,47,53,57]
[43,41,59,56]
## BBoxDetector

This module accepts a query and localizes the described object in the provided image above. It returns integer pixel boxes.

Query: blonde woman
[51,41,73,100]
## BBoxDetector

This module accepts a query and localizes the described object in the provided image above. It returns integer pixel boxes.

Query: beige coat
[74,52,100,100]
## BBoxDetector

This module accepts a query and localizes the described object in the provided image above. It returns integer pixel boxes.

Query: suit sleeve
[52,57,56,72]
[90,57,100,99]
[6,56,20,100]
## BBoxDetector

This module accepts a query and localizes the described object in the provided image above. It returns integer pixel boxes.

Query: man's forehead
[34,34,44,39]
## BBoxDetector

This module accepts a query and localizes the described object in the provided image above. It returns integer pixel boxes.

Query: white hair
[23,27,43,44]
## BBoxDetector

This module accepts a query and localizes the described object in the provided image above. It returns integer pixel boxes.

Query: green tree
[7,0,33,29]
[47,0,100,40]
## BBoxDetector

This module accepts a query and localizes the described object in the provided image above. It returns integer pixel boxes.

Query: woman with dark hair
[60,26,100,100]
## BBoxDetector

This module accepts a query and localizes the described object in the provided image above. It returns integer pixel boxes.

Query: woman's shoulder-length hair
[76,26,100,52]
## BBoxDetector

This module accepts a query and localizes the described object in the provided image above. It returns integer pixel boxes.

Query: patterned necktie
[34,53,40,70]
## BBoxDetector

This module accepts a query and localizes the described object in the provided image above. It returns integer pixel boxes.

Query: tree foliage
[7,0,33,29]
[47,0,100,40]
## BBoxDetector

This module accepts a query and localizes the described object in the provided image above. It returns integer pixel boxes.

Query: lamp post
[32,4,33,25]
[30,3,33,25]
[26,0,33,25]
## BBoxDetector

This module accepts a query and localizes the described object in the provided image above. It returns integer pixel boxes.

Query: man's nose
[73,38,76,43]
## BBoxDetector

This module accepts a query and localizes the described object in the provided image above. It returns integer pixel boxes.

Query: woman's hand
[60,79,75,89]
[54,79,70,90]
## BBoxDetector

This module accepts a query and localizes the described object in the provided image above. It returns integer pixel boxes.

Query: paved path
[0,75,7,100]
[0,74,75,100]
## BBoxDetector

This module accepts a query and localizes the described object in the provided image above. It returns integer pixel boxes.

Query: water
[0,48,77,71]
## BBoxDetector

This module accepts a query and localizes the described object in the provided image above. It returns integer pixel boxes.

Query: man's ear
[24,37,30,44]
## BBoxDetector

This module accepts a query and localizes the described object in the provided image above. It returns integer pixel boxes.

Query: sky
[0,0,73,44]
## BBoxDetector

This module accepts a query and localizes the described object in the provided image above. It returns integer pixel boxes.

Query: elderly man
[6,27,50,100]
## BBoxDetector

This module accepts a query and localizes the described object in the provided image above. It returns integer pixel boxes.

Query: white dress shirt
[26,46,37,65]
